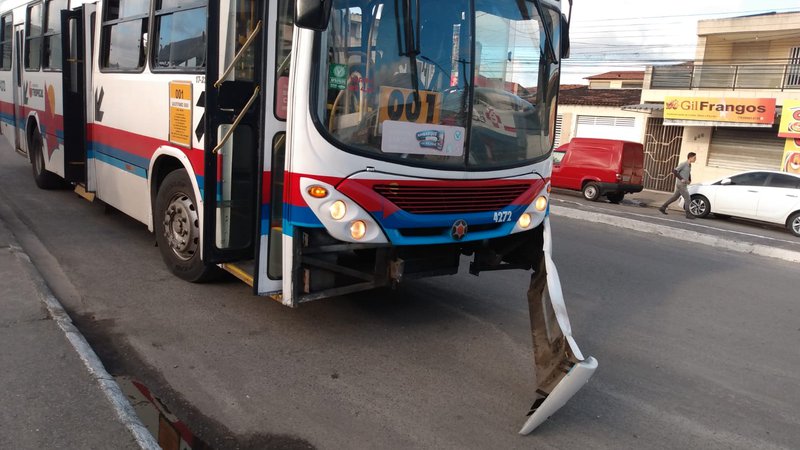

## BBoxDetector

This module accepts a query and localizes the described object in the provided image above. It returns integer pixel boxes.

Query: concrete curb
[551,205,800,263]
[5,230,160,449]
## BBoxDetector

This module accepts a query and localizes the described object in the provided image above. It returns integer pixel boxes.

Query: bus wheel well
[25,117,40,160]
[151,156,186,205]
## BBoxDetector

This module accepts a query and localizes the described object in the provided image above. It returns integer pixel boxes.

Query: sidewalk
[0,217,145,449]
[624,188,682,211]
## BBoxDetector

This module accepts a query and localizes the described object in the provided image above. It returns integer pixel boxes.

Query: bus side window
[223,0,258,81]
[100,0,150,71]
[152,0,207,71]
[43,0,67,71]
[274,0,292,120]
[25,2,44,71]
[0,14,11,71]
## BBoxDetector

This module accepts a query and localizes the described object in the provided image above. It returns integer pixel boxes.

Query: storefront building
[634,11,800,191]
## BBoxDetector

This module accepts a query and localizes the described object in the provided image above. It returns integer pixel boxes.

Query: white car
[685,170,800,237]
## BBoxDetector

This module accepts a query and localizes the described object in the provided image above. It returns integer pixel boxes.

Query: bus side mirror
[295,0,332,31]
[560,14,570,59]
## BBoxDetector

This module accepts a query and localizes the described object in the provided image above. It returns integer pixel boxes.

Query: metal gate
[643,118,683,192]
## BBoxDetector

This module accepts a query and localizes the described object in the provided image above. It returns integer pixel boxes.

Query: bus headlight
[300,177,388,244]
[330,200,347,220]
[350,220,367,240]
[518,213,532,229]
[510,184,549,235]
[534,196,548,212]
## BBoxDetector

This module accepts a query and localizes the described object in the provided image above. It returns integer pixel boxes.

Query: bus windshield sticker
[381,121,464,157]
[169,81,193,148]
[329,64,347,90]
[378,86,441,125]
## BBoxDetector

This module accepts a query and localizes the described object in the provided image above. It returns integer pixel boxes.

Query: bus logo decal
[451,219,468,241]
[415,130,445,151]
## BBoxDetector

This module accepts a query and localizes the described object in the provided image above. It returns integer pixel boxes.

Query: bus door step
[220,261,255,286]
[74,184,95,202]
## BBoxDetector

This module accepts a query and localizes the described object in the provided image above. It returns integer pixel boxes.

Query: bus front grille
[373,184,530,214]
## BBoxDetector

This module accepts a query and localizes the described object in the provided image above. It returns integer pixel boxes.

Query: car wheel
[689,195,710,218]
[606,192,624,204]
[30,129,63,190]
[582,183,600,201]
[154,169,219,282]
[787,212,800,237]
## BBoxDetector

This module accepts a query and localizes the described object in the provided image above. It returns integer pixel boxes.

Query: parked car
[551,138,644,203]
[685,170,800,237]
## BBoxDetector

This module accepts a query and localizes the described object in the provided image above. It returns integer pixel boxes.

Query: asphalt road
[1,146,798,449]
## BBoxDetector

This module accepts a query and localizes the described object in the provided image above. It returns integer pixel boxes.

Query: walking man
[659,152,697,219]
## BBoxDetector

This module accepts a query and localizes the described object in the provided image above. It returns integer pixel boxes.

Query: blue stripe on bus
[0,115,64,138]
[282,204,324,236]
[92,151,148,178]
[88,141,150,169]
[0,112,14,126]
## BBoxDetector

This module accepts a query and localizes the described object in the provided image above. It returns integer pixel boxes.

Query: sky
[561,0,800,84]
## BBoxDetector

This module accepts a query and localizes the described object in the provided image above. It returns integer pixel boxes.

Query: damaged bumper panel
[519,216,597,435]
[519,356,598,435]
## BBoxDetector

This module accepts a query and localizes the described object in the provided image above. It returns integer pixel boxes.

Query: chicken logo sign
[782,138,800,175]
[778,100,800,139]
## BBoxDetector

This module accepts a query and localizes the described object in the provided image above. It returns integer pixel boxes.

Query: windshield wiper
[398,0,422,103]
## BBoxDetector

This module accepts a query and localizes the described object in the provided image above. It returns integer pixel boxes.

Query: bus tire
[154,169,218,282]
[30,129,63,189]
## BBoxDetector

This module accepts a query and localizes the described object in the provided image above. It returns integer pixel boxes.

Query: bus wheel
[30,129,63,189]
[154,169,217,282]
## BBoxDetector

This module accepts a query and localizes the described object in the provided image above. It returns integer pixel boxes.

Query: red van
[551,138,644,203]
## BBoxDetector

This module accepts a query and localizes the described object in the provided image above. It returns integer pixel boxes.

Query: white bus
[0,0,595,433]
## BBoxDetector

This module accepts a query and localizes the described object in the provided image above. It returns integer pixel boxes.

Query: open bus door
[60,6,89,185]
[12,24,23,151]
[202,0,267,285]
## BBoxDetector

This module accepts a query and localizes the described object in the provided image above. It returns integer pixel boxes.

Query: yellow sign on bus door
[169,81,193,147]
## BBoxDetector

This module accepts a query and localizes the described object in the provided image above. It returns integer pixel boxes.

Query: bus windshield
[314,0,561,171]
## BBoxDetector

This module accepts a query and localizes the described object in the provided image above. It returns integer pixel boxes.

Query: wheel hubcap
[585,186,597,198]
[690,199,706,216]
[792,217,800,235]
[163,193,199,261]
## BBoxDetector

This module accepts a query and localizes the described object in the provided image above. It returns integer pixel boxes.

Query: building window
[152,0,206,71]
[787,46,800,88]
[0,14,12,71]
[43,0,67,70]
[25,2,44,71]
[621,81,643,89]
[553,114,563,148]
[101,0,150,71]
[589,81,611,89]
